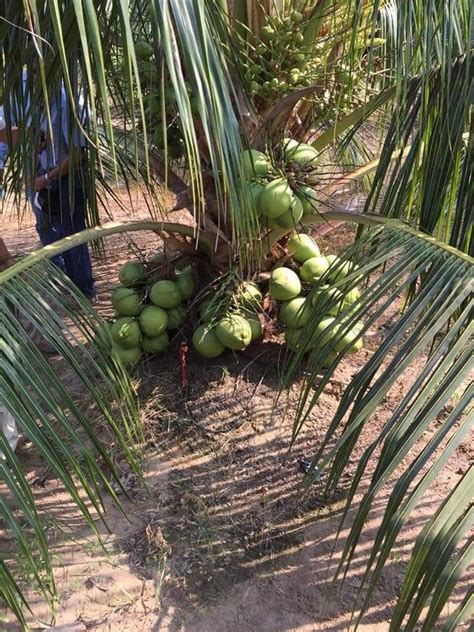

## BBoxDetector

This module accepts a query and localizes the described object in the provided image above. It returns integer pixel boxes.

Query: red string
[179,341,189,389]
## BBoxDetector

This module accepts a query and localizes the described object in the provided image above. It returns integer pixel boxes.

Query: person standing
[1,77,96,299]
[34,84,96,299]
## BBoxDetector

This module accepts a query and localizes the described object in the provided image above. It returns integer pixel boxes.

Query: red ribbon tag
[179,341,189,389]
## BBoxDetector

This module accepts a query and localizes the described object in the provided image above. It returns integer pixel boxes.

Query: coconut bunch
[268,233,364,364]
[192,282,263,358]
[242,140,319,231]
[107,257,197,366]
[243,9,312,105]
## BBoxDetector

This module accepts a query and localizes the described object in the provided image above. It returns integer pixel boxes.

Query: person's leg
[28,187,66,270]
[53,177,95,299]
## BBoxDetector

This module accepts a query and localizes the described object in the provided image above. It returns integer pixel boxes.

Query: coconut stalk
[302,0,334,52]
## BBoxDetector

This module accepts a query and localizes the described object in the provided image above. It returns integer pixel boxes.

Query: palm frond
[154,1,259,255]
[282,212,473,630]
[1,1,258,263]
[0,256,143,625]
[0,561,32,627]
[365,53,473,253]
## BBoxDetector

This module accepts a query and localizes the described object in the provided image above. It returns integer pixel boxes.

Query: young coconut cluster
[107,257,196,366]
[241,139,319,229]
[192,282,263,359]
[269,233,364,364]
[243,9,312,105]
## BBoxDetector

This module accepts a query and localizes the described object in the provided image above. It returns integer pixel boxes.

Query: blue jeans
[30,176,95,299]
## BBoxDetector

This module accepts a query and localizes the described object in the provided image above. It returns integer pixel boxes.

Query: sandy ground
[0,189,471,631]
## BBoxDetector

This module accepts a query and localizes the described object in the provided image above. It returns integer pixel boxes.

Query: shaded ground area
[0,190,471,631]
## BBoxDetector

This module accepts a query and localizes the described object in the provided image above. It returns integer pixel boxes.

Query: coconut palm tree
[0,0,472,629]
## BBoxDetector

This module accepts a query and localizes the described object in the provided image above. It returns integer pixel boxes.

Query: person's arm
[34,86,88,191]
[33,147,83,191]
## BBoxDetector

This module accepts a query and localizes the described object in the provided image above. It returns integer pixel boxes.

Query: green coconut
[353,320,364,334]
[325,254,339,267]
[311,285,345,316]
[297,186,318,216]
[215,314,252,350]
[282,138,299,153]
[321,349,339,367]
[118,261,146,287]
[241,149,270,177]
[279,297,311,328]
[248,316,263,341]
[287,233,320,263]
[269,267,301,301]
[284,142,318,167]
[313,316,337,346]
[326,256,354,282]
[176,268,196,301]
[95,321,112,346]
[142,331,169,354]
[341,289,361,312]
[240,310,263,340]
[111,317,142,349]
[166,305,186,330]
[192,324,226,358]
[112,287,143,316]
[334,327,363,354]
[134,40,154,60]
[300,256,330,283]
[285,327,304,352]
[258,178,295,218]
[139,305,169,337]
[150,280,182,308]
[284,327,319,353]
[249,181,265,211]
[344,287,361,304]
[113,345,142,366]
[273,196,304,229]
[238,282,263,308]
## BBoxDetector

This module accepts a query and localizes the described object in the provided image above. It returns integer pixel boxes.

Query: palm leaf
[442,587,474,632]
[1,1,257,260]
[364,54,473,252]
[0,561,32,627]
[0,255,144,625]
[281,212,473,630]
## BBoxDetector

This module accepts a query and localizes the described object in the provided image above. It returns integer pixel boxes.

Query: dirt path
[0,190,470,631]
